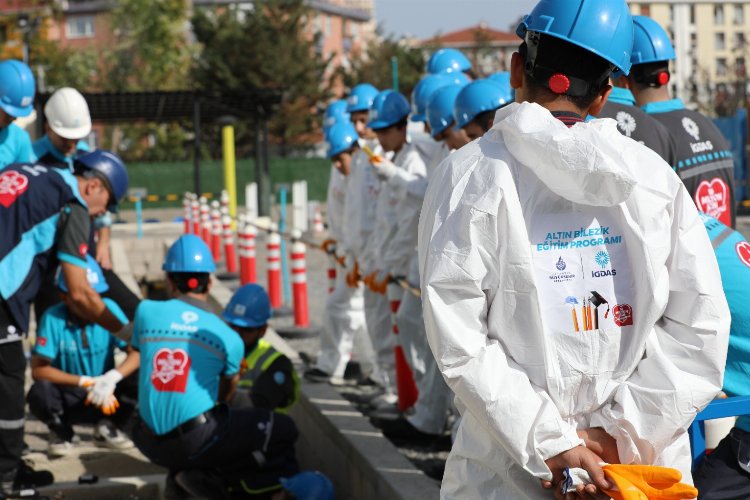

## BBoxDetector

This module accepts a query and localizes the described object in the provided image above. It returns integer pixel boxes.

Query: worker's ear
[510,52,524,91]
[587,84,613,117]
[206,276,212,293]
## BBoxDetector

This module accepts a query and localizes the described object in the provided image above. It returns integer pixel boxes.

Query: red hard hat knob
[548,73,570,94]
[657,71,670,85]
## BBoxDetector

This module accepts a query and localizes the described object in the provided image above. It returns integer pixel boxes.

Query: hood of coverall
[488,102,636,207]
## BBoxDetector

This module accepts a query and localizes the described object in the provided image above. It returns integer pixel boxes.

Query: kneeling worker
[28,255,137,457]
[223,284,298,413]
[129,235,298,498]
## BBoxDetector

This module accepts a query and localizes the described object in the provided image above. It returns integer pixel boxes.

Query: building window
[716,32,726,50]
[737,57,746,76]
[324,15,332,36]
[715,5,725,25]
[351,22,359,39]
[717,57,727,76]
[734,5,745,25]
[66,15,95,39]
[641,5,650,16]
[690,32,697,48]
[690,5,695,24]
[314,15,322,35]
[735,32,746,49]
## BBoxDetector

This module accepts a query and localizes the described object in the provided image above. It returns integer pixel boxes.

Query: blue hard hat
[368,90,410,130]
[326,121,359,158]
[323,100,350,134]
[346,83,379,113]
[57,255,109,294]
[163,234,216,273]
[427,48,472,74]
[75,150,129,212]
[631,15,676,65]
[426,84,466,137]
[222,284,271,328]
[454,80,513,130]
[411,74,455,123]
[516,0,634,76]
[280,471,334,500]
[487,71,510,88]
[0,60,35,118]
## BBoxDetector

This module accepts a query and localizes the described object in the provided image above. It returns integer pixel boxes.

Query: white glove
[371,158,397,180]
[86,369,123,407]
[78,375,95,388]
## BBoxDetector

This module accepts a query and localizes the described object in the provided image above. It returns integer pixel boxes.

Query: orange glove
[321,239,337,254]
[99,395,120,416]
[346,261,361,288]
[374,272,390,294]
[363,271,378,290]
[602,464,698,500]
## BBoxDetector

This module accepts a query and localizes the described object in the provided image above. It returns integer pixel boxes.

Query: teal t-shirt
[33,298,129,376]
[701,214,750,431]
[132,298,244,435]
[0,123,34,168]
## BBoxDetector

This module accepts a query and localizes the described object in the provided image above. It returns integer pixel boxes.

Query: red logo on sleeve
[613,304,633,327]
[695,178,730,226]
[736,241,750,268]
[78,243,88,256]
[151,348,191,393]
[0,171,29,208]
[37,337,47,347]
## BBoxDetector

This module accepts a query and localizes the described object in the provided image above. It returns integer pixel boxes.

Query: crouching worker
[129,235,298,499]
[28,255,137,457]
[222,284,299,413]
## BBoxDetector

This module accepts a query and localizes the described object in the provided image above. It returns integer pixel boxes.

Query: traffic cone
[276,232,320,339]
[191,198,201,235]
[312,205,325,234]
[267,231,282,309]
[182,194,192,234]
[387,283,418,412]
[222,214,238,274]
[210,205,222,263]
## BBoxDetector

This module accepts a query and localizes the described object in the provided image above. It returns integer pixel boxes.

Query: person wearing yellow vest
[223,284,298,412]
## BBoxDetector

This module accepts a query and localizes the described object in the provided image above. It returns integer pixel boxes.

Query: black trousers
[133,404,299,493]
[0,342,27,475]
[27,374,138,438]
[695,427,750,499]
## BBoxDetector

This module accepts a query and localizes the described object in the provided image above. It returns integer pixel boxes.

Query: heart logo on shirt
[695,178,730,226]
[0,171,29,208]
[736,241,750,268]
[151,348,191,393]
[613,304,633,327]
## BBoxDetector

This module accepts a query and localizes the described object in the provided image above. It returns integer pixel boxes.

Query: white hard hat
[44,87,92,139]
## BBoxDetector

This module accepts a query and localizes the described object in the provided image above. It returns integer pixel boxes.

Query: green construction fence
[120,157,331,209]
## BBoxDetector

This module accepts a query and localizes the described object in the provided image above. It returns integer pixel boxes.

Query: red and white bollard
[387,282,418,412]
[183,194,192,234]
[222,214,238,274]
[290,239,310,328]
[220,190,230,215]
[266,229,282,309]
[200,198,211,245]
[191,198,201,235]
[312,205,325,234]
[210,204,222,263]
[275,230,320,339]
[239,216,257,285]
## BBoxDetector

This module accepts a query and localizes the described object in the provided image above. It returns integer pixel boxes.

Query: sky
[375,0,532,40]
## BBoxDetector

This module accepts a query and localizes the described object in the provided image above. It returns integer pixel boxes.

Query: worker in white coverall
[369,81,469,438]
[306,102,375,385]
[362,90,427,409]
[418,1,731,498]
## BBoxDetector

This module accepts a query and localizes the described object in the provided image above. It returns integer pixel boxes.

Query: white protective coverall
[349,142,392,387]
[366,141,426,390]
[316,165,373,378]
[418,102,730,499]
[389,140,454,434]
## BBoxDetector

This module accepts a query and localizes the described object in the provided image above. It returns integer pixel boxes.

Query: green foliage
[337,32,425,99]
[102,0,193,91]
[191,0,332,153]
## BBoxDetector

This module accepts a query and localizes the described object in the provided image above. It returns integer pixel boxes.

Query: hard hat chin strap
[523,31,614,98]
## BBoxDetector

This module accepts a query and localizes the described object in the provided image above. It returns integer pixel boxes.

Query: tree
[191,0,332,155]
[337,32,425,100]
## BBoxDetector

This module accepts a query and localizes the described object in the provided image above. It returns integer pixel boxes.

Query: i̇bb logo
[736,241,750,268]
[0,171,29,208]
[151,348,191,393]
[695,178,730,226]
[613,304,633,327]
